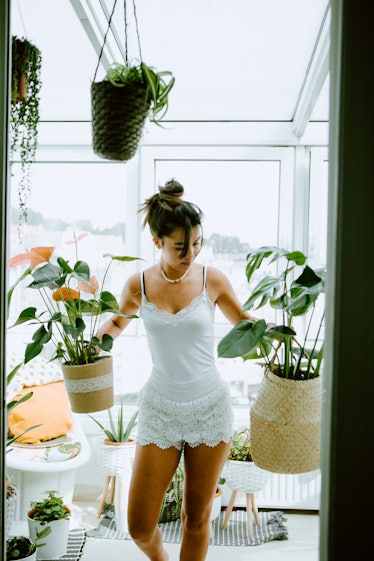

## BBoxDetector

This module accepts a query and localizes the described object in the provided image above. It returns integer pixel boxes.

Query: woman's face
[156,225,202,272]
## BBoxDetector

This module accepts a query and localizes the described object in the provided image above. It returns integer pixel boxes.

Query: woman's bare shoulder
[205,265,230,285]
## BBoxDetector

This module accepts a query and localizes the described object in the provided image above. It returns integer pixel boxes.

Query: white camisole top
[139,266,223,401]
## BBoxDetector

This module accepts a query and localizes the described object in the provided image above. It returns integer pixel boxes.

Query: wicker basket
[250,369,321,474]
[223,460,270,493]
[91,80,150,162]
[92,436,136,477]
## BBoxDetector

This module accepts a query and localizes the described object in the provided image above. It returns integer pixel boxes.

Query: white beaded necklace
[160,265,190,284]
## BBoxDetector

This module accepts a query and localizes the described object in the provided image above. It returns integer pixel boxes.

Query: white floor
[72,488,320,561]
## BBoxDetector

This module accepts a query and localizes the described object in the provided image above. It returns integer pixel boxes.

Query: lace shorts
[136,379,234,450]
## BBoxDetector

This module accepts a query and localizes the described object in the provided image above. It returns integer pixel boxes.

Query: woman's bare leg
[180,441,231,561]
[127,443,181,561]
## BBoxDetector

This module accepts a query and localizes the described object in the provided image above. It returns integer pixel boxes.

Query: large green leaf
[243,275,281,311]
[25,324,52,363]
[63,317,86,339]
[29,263,65,289]
[245,246,306,282]
[217,319,266,358]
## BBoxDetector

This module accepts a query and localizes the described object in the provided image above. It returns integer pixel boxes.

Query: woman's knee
[181,504,211,534]
[128,512,157,542]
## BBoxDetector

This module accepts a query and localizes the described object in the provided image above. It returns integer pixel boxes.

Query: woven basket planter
[92,436,136,477]
[61,356,114,414]
[250,369,321,474]
[223,460,270,493]
[91,80,151,161]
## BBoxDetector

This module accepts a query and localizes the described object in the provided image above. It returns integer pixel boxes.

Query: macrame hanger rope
[93,0,143,82]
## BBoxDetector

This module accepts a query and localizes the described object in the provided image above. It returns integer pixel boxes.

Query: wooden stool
[221,489,260,539]
[97,475,117,518]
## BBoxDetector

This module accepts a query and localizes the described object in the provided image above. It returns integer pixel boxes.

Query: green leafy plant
[159,460,184,524]
[29,491,70,525]
[228,427,252,462]
[7,232,140,365]
[6,528,51,560]
[104,60,175,125]
[88,404,139,443]
[10,36,42,229]
[218,246,325,380]
[6,362,41,448]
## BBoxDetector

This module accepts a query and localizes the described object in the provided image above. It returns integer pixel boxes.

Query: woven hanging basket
[250,369,321,474]
[61,356,114,414]
[91,80,150,161]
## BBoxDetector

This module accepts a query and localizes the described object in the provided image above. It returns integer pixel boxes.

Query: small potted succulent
[89,404,139,519]
[27,490,70,560]
[6,527,51,561]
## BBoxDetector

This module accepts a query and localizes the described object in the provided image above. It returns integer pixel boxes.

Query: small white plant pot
[27,510,70,559]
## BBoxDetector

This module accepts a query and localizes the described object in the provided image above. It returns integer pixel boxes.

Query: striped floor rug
[87,508,288,547]
[42,529,86,560]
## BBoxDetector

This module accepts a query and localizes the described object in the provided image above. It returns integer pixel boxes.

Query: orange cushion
[8,381,73,444]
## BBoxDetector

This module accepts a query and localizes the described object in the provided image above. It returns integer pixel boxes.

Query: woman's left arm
[207,266,259,325]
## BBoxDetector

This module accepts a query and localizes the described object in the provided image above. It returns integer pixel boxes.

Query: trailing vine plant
[10,36,42,236]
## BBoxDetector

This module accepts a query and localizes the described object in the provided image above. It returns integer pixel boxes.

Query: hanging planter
[218,246,325,474]
[91,0,175,161]
[61,356,114,414]
[10,36,42,231]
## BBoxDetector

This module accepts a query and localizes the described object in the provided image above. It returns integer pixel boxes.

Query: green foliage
[104,60,175,124]
[228,427,252,462]
[7,527,51,559]
[6,363,41,447]
[7,234,141,365]
[218,246,325,380]
[29,491,70,525]
[10,36,42,228]
[88,404,138,443]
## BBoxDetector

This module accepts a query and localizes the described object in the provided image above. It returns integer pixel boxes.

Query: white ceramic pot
[223,460,270,493]
[27,509,70,559]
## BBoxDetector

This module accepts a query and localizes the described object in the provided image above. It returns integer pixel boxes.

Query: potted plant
[91,0,175,162]
[221,428,270,539]
[27,491,70,560]
[223,427,270,491]
[6,527,51,561]
[7,231,140,413]
[218,246,325,473]
[91,59,175,162]
[158,458,223,526]
[89,404,139,519]
[10,36,42,230]
[6,363,41,538]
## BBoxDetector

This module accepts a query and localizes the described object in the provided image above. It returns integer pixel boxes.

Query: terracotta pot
[61,356,114,413]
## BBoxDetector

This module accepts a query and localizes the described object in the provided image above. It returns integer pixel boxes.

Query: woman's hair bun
[159,179,184,199]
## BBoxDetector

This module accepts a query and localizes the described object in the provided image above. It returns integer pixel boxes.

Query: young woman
[97,179,258,561]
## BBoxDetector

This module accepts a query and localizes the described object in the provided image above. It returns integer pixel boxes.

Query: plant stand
[221,460,270,539]
[92,436,136,518]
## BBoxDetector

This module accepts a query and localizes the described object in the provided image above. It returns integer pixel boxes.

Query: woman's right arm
[97,272,142,342]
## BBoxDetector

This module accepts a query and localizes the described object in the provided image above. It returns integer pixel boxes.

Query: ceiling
[10,0,330,127]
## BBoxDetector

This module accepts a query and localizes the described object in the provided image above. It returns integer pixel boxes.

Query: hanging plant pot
[61,356,114,414]
[91,80,150,161]
[10,35,42,232]
[250,370,321,474]
[90,0,174,162]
